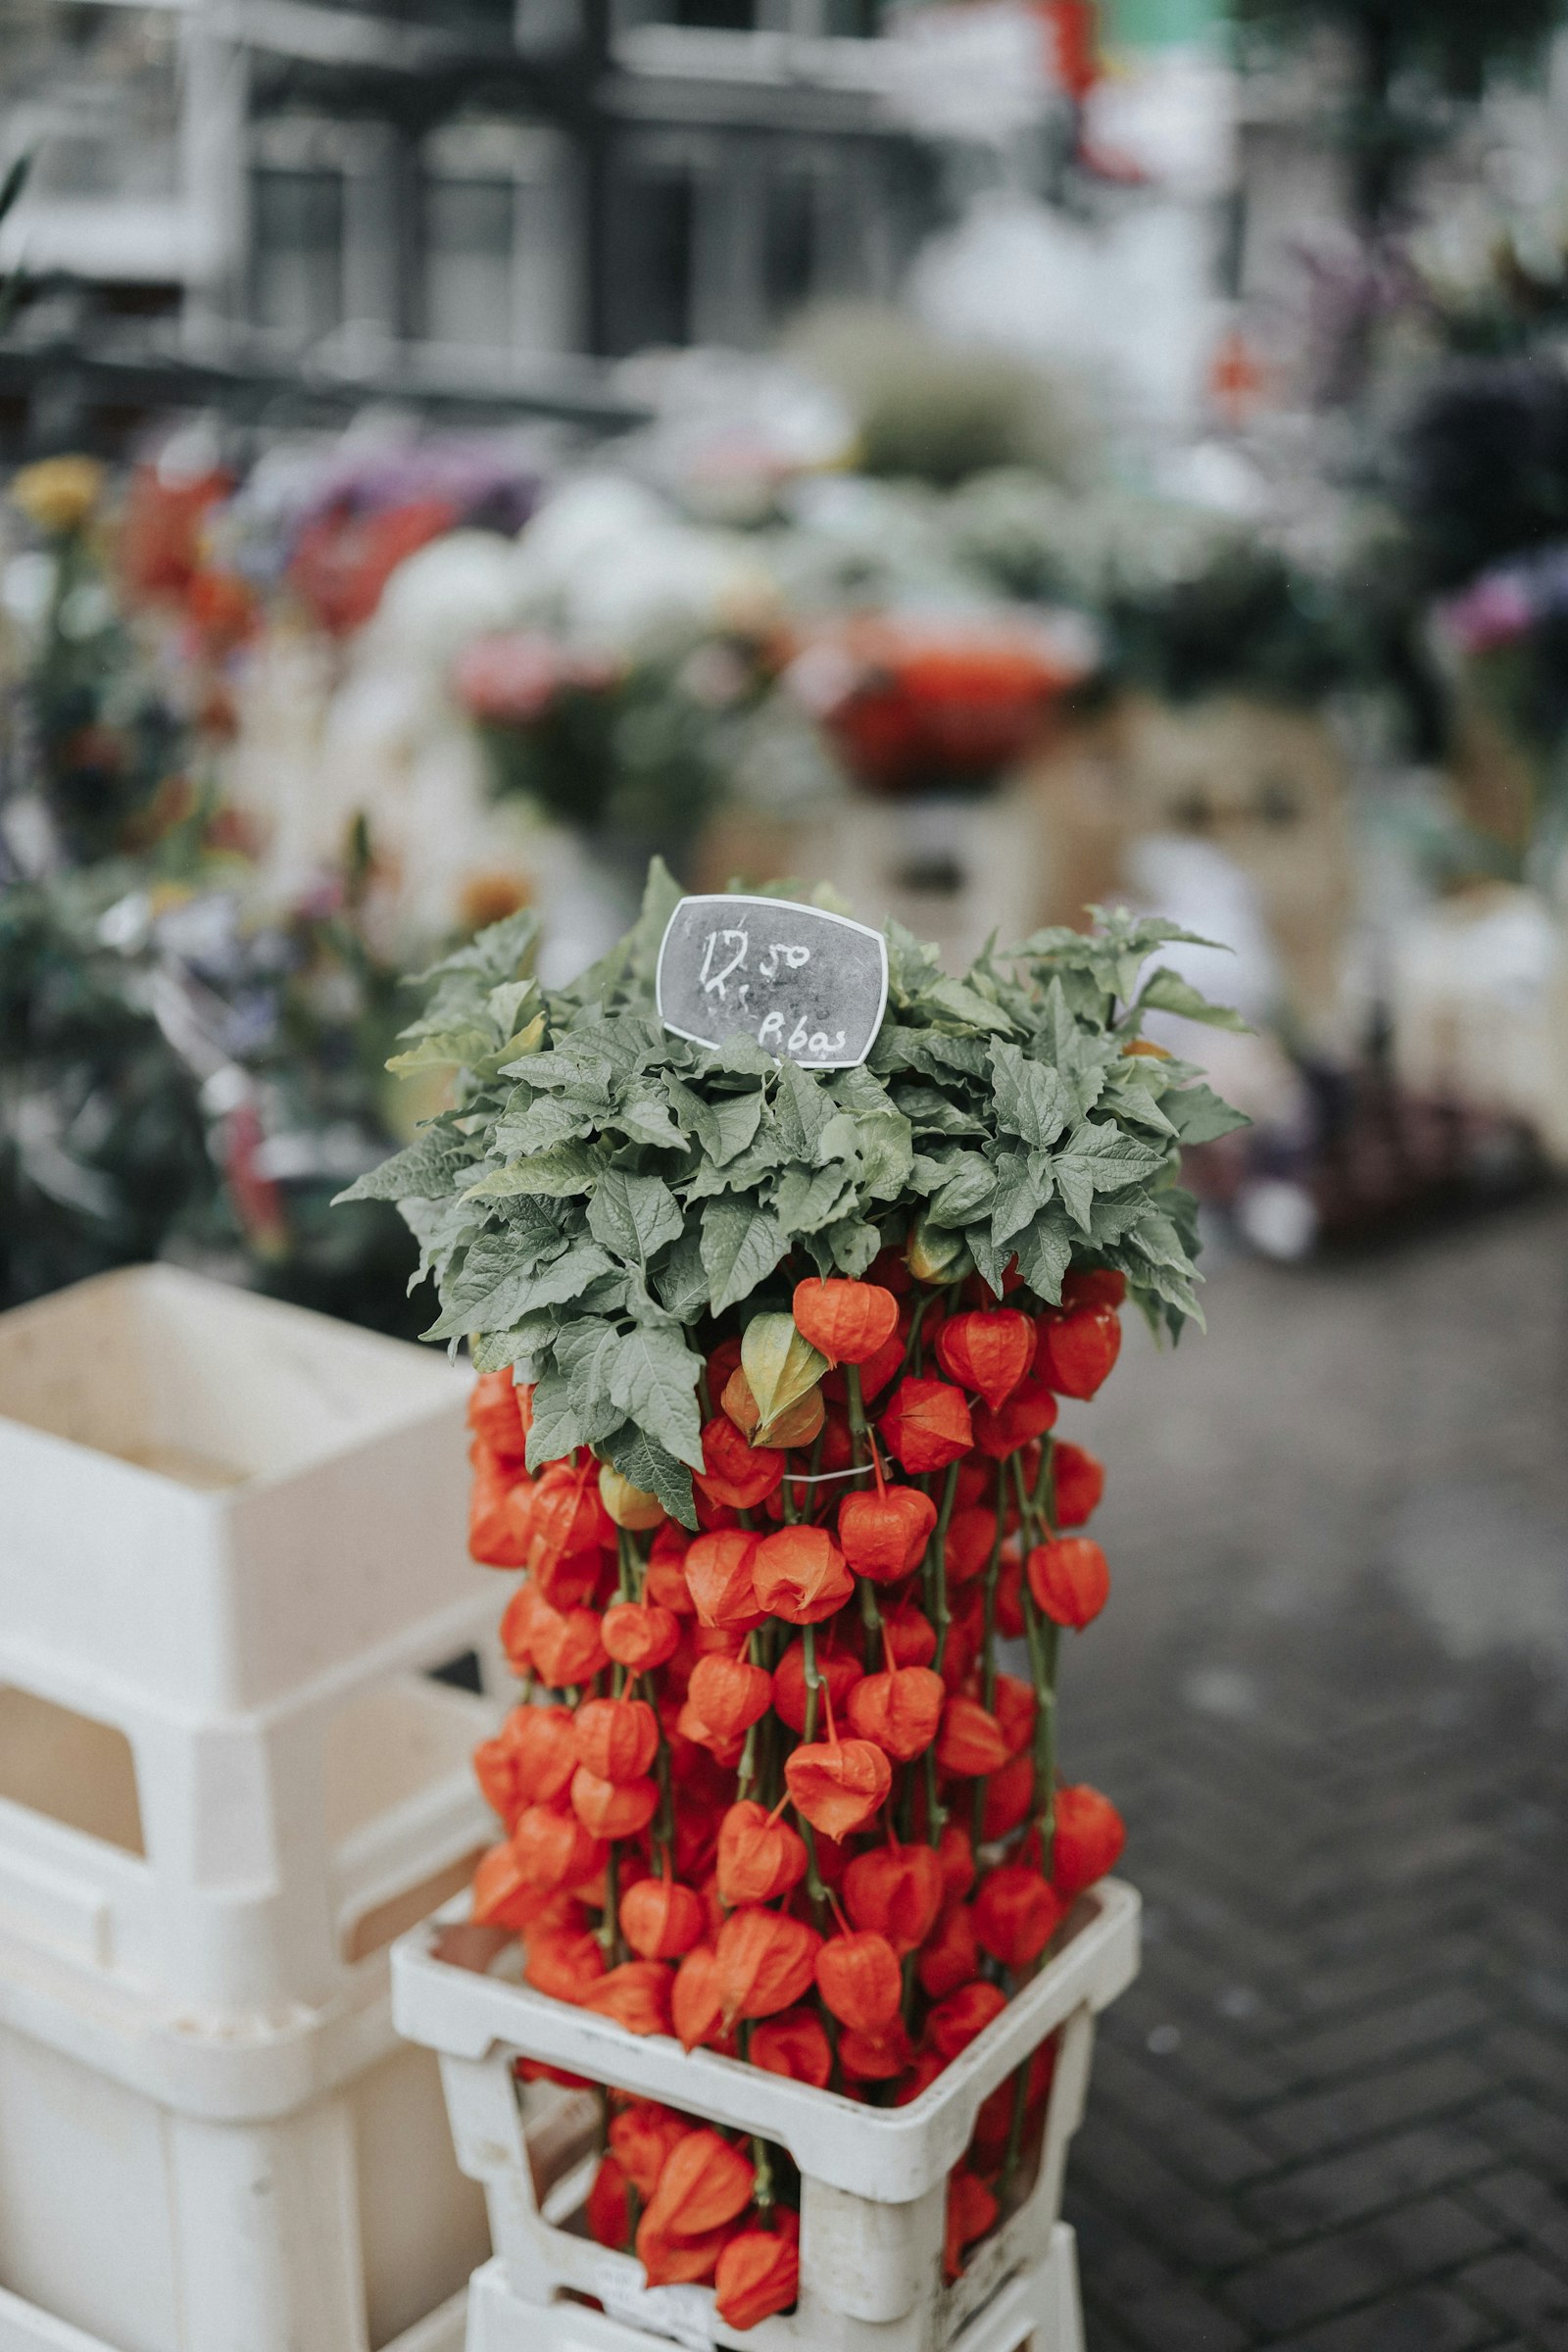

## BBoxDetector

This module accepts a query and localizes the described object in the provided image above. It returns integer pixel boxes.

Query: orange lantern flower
[934,1309,1034,1410]
[971,1377,1058,1459]
[838,1483,938,1582]
[842,1838,945,1954]
[815,1929,903,2035]
[792,1278,900,1367]
[1035,1300,1122,1399]
[473,1703,576,1823]
[935,1695,1009,1778]
[641,2126,756,2239]
[620,1875,705,1961]
[586,2154,630,2250]
[671,1944,726,2050]
[785,1730,892,1839]
[609,2100,693,2197]
[527,1598,609,1690]
[696,1416,785,1511]
[981,1750,1036,1840]
[714,2224,801,2328]
[528,1462,610,1567]
[572,1695,661,1784]
[1051,1784,1126,1896]
[926,1979,1006,2060]
[882,1602,939,1668]
[531,1544,604,1613]
[772,1639,863,1733]
[471,1840,561,1932]
[680,1653,773,1746]
[509,1803,606,1893]
[837,2018,913,2081]
[466,1369,531,1464]
[942,1506,996,1587]
[993,1672,1036,1753]
[523,1924,607,2002]
[684,1530,764,1630]
[917,1900,980,1998]
[945,2168,999,2282]
[1052,1440,1105,1529]
[468,1468,530,1567]
[936,1818,976,1901]
[580,1958,674,2036]
[1027,1537,1109,1629]
[635,2217,736,2288]
[602,1599,681,1671]
[752,1525,855,1625]
[877,1377,973,1474]
[716,1799,808,1907]
[570,1766,660,1840]
[893,2050,946,2105]
[715,1905,822,2023]
[749,2006,833,2088]
[973,1860,1065,1968]
[846,1662,945,1762]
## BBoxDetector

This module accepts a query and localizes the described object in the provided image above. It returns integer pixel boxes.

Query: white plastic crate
[0,1934,487,2352]
[393,1880,1139,2352]
[0,1266,507,2019]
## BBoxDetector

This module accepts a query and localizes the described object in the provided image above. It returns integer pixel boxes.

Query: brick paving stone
[1054,1206,1568,2350]
[1238,2124,1499,2240]
[1112,2282,1257,2351]
[1266,2288,1507,2352]
[1221,2195,1501,2332]
[1458,2250,1568,2345]
[1459,2169,1568,2268]
[1249,2051,1498,2161]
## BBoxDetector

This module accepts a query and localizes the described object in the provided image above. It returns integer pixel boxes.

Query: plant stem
[973,1461,1009,1847]
[927,1460,960,1671]
[751,2137,775,2211]
[801,1622,826,1905]
[600,1839,620,1962]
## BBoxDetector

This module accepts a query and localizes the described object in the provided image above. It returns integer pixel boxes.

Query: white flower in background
[368,529,530,671]
[510,475,777,657]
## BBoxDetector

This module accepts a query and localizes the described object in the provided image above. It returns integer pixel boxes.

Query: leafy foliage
[347,869,1247,1524]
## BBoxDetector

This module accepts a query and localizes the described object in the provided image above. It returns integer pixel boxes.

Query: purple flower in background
[1437,542,1568,656]
[295,443,541,541]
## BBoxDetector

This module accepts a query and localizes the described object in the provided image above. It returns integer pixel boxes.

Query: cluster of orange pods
[466,1259,1128,2328]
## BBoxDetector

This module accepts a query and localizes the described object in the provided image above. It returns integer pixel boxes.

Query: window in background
[250,165,345,347]
[605,157,695,352]
[419,122,577,356]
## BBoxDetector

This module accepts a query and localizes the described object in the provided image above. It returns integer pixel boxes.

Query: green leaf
[826,1216,881,1277]
[772,1060,832,1159]
[333,1126,465,1205]
[601,1420,696,1528]
[1012,1205,1073,1303]
[1168,1082,1252,1144]
[923,976,1016,1034]
[772,1161,856,1236]
[1047,1120,1166,1232]
[387,1025,494,1076]
[664,1075,764,1167]
[612,1084,686,1151]
[701,1198,785,1314]
[654,1226,712,1323]
[990,1040,1073,1151]
[588,1168,685,1268]
[524,1372,590,1471]
[493,1094,597,1156]
[1136,969,1249,1032]
[990,1146,1053,1247]
[608,1325,705,1469]
[464,1141,606,1200]
[927,1152,997,1226]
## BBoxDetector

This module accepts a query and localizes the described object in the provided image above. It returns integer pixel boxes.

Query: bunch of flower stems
[466,1265,1127,2328]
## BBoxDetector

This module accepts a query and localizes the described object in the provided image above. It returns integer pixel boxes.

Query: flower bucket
[395,1877,1136,2351]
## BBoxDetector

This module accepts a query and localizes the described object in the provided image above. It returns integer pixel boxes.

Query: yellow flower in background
[10,455,105,535]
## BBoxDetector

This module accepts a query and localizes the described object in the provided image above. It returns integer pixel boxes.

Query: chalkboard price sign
[656,895,889,1070]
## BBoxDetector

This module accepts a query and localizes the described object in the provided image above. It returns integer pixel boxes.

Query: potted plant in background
[351,864,1242,2346]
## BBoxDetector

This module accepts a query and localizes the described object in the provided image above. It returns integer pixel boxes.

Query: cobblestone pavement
[1054,1198,1568,2352]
